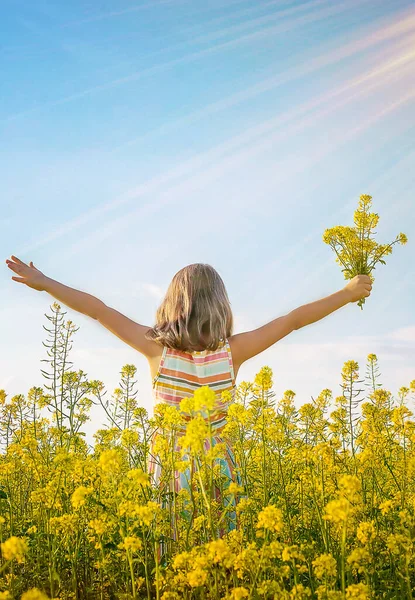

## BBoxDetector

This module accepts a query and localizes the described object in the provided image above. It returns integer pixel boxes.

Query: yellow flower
[26,525,37,535]
[179,396,195,414]
[127,468,150,486]
[179,415,208,454]
[187,567,207,587]
[220,389,234,405]
[206,539,233,568]
[121,428,139,447]
[228,482,244,495]
[71,486,93,509]
[356,521,375,545]
[227,403,250,425]
[379,499,393,515]
[338,474,360,496]
[193,386,216,411]
[345,583,370,599]
[1,536,28,563]
[49,514,78,536]
[312,553,337,580]
[135,501,159,526]
[98,448,123,474]
[174,459,191,473]
[118,536,142,552]
[324,498,350,524]
[386,533,409,555]
[229,588,249,600]
[0,592,11,600]
[88,517,108,536]
[254,366,273,390]
[172,551,191,570]
[290,584,311,598]
[347,548,370,574]
[21,589,50,600]
[256,505,283,534]
[192,515,206,531]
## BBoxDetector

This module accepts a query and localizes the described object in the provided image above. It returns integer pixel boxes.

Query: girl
[5,257,372,387]
[5,256,372,528]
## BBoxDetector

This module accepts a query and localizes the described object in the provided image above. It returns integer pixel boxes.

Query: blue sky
[1,0,414,429]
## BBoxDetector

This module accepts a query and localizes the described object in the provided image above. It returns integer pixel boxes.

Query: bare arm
[230,275,372,367]
[5,255,160,358]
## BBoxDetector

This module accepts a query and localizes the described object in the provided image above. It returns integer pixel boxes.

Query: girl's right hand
[343,274,372,303]
[6,255,47,291]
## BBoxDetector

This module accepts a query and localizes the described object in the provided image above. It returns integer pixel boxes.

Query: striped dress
[149,338,238,509]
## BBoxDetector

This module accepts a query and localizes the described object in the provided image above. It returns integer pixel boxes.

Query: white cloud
[388,326,415,343]
[0,375,16,390]
[140,283,165,301]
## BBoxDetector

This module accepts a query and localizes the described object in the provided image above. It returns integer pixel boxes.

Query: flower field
[1,304,415,600]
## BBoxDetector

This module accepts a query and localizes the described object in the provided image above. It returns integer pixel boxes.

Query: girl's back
[152,339,236,430]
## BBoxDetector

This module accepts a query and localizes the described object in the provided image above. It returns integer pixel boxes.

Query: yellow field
[1,305,414,599]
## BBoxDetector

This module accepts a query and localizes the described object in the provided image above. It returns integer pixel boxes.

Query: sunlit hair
[145,263,234,352]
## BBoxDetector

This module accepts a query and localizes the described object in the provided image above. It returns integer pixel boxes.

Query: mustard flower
[345,583,370,599]
[172,551,191,570]
[229,588,249,600]
[290,584,312,598]
[71,485,93,509]
[126,468,150,486]
[323,194,407,309]
[121,428,139,447]
[98,448,123,473]
[324,498,350,524]
[347,548,370,574]
[192,515,206,531]
[228,482,244,495]
[379,499,393,515]
[179,415,209,454]
[179,396,195,414]
[88,517,108,536]
[256,505,284,534]
[356,521,376,545]
[118,536,142,552]
[186,567,207,587]
[338,474,360,497]
[1,536,28,563]
[21,589,50,600]
[312,553,337,580]
[193,386,216,411]
[254,366,273,390]
[135,501,160,526]
[206,539,234,568]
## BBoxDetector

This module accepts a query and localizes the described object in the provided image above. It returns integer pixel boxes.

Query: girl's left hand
[343,274,372,303]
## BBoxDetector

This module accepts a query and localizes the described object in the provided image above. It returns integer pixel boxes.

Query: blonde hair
[145,263,233,352]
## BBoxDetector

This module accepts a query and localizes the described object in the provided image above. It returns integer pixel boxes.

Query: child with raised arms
[5,256,372,513]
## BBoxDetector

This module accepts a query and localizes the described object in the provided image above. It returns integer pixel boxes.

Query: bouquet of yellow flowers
[323,194,407,309]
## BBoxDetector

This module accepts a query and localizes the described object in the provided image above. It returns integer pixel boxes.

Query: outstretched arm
[5,255,160,358]
[229,275,372,367]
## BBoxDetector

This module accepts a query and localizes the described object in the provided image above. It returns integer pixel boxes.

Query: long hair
[145,263,233,352]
